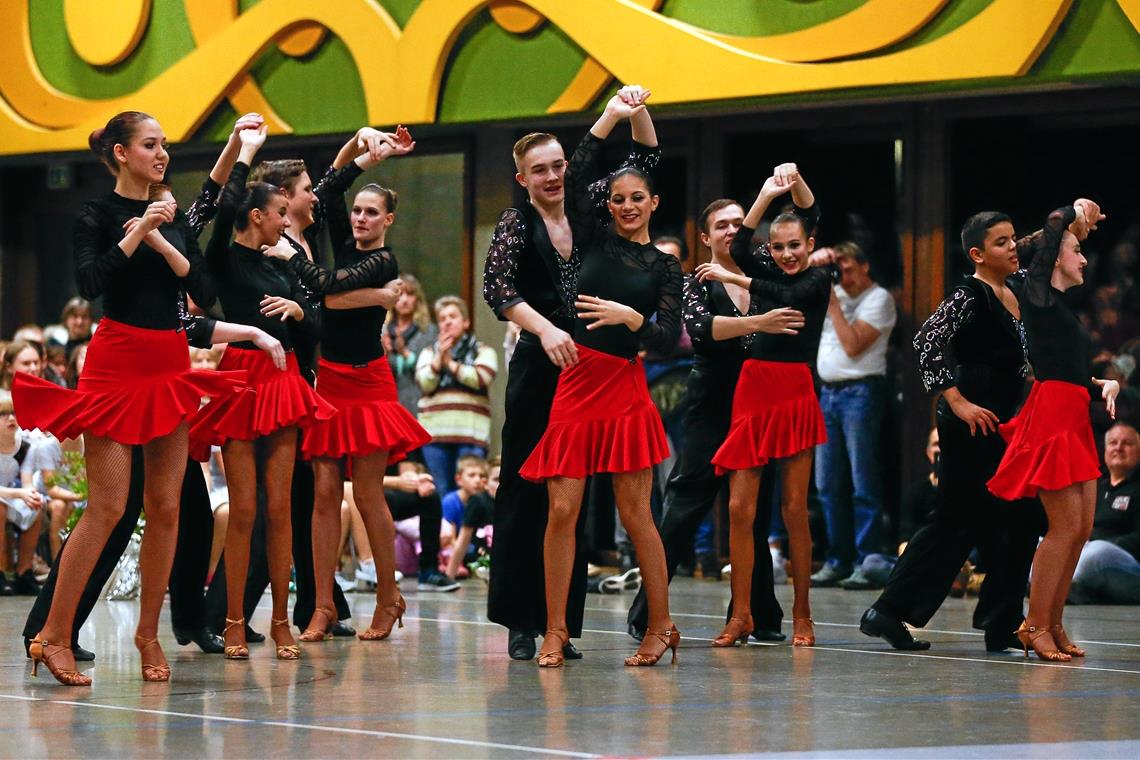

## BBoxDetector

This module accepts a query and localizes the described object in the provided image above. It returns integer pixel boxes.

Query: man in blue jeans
[810,242,897,590]
[1068,422,1140,604]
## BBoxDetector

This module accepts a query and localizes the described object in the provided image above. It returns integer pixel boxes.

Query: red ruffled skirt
[712,359,826,475]
[11,318,244,446]
[302,356,430,463]
[188,347,335,460]
[519,345,669,481]
[987,380,1099,499]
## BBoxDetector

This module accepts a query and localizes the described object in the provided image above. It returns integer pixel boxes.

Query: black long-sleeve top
[729,205,831,364]
[565,134,681,359]
[287,245,398,365]
[1091,471,1140,561]
[483,139,663,334]
[1019,206,1093,392]
[74,193,215,330]
[204,162,318,352]
[913,276,1030,420]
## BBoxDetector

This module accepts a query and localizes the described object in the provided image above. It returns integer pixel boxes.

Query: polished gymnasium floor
[2,577,1139,759]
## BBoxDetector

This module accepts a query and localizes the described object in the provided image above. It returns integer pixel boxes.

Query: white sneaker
[771,548,788,585]
[721,563,732,580]
[395,570,404,583]
[356,559,377,584]
[335,572,355,592]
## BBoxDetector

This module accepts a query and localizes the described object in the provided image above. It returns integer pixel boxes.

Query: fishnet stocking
[35,433,134,672]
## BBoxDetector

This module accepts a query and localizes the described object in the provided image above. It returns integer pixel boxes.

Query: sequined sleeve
[912,287,977,393]
[682,274,714,349]
[481,208,528,319]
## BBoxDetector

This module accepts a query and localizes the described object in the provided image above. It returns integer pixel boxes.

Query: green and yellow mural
[2,0,1139,156]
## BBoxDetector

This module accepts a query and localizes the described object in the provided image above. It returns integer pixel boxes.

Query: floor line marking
[0,694,600,758]
[404,594,1140,648]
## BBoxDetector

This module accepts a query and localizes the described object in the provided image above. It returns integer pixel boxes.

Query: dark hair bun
[88,128,106,155]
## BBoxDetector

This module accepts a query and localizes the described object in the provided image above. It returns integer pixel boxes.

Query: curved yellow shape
[183,0,294,133]
[1117,0,1140,31]
[682,0,950,63]
[65,0,151,67]
[0,0,1080,156]
[489,1,546,34]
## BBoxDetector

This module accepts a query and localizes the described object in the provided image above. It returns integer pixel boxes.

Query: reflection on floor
[3,578,1139,758]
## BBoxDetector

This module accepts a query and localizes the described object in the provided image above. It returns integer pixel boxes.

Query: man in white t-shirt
[810,242,897,590]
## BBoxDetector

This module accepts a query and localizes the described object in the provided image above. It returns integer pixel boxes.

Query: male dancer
[626,199,805,642]
[860,211,1044,651]
[484,104,659,659]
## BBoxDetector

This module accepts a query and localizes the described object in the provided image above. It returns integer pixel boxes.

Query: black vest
[512,203,575,335]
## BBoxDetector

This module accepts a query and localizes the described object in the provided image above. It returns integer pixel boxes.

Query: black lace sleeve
[1024,206,1077,308]
[185,178,221,237]
[73,203,130,301]
[565,134,609,254]
[315,163,362,263]
[913,287,977,393]
[635,249,683,354]
[482,208,528,318]
[287,248,391,295]
[311,160,363,237]
[682,274,714,349]
[205,162,250,279]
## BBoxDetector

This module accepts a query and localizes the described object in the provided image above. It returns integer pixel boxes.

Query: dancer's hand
[772,162,800,189]
[695,262,749,288]
[947,392,1000,436]
[231,113,264,140]
[603,90,648,121]
[809,247,837,267]
[1071,198,1105,240]
[539,325,578,369]
[249,327,287,371]
[759,174,795,203]
[1093,377,1120,419]
[259,295,303,322]
[260,240,296,261]
[754,307,804,335]
[576,294,643,331]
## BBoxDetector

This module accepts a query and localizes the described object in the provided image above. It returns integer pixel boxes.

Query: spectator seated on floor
[0,390,43,596]
[1069,422,1140,604]
[442,455,494,580]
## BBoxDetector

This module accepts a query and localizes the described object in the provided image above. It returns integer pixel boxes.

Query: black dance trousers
[24,450,213,642]
[872,410,1043,634]
[627,402,783,635]
[488,339,588,637]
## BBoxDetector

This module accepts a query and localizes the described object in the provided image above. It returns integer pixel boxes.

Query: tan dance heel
[359,595,406,641]
[299,607,335,642]
[1015,622,1070,662]
[134,635,171,682]
[713,616,754,647]
[793,617,815,647]
[625,627,680,666]
[222,617,250,660]
[271,618,301,660]
[29,638,91,686]
[1050,625,1085,657]
[537,628,570,668]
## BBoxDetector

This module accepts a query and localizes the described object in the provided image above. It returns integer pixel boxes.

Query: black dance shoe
[751,629,787,643]
[508,628,537,660]
[1,574,17,596]
[628,623,645,643]
[174,627,225,654]
[12,570,42,596]
[24,638,95,662]
[859,608,931,651]
[330,620,357,638]
[245,624,266,644]
[563,641,583,660]
[984,629,1024,653]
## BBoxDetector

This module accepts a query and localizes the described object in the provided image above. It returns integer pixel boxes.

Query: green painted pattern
[22,0,1140,142]
[29,0,196,97]
[660,0,869,35]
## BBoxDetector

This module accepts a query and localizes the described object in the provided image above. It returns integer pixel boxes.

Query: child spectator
[49,297,93,359]
[0,390,43,595]
[26,432,84,563]
[415,295,498,492]
[1,340,44,390]
[442,455,495,580]
[43,345,69,388]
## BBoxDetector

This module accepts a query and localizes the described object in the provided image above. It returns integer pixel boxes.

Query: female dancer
[987,199,1118,661]
[189,125,332,661]
[14,111,243,684]
[697,164,829,648]
[266,127,431,641]
[519,87,682,667]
